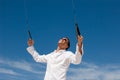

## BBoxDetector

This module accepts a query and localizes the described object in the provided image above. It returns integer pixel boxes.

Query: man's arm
[27,39,47,63]
[77,35,83,55]
[69,36,83,64]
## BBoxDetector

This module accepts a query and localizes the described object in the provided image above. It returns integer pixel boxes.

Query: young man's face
[58,37,69,50]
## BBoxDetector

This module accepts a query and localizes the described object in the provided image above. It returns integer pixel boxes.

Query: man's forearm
[78,42,83,55]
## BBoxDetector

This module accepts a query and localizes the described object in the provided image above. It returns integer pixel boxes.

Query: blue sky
[0,0,120,80]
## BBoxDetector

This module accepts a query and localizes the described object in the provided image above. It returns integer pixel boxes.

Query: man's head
[58,37,70,50]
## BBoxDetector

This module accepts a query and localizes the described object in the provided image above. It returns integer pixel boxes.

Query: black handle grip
[28,30,32,40]
[75,23,81,37]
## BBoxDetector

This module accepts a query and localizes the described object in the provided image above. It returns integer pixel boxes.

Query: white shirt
[27,44,83,80]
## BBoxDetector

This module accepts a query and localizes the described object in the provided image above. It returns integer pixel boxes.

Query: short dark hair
[65,37,70,50]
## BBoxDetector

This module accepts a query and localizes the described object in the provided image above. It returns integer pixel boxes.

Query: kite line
[24,0,32,40]
[72,0,81,39]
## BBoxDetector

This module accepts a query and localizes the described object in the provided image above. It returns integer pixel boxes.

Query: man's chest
[47,53,70,66]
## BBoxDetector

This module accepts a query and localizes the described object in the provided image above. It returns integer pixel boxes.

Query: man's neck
[56,47,66,53]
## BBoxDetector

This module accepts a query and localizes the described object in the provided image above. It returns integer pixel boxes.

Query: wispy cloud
[0,68,19,75]
[68,62,120,80]
[0,58,120,80]
[0,58,45,74]
[0,58,45,80]
[7,60,42,74]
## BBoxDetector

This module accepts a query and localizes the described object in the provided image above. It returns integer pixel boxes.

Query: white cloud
[0,58,120,80]
[68,62,120,80]
[0,58,45,74]
[0,68,19,75]
[7,60,41,74]
[0,58,45,80]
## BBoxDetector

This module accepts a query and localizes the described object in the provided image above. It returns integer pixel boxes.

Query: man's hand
[77,35,83,55]
[27,39,34,46]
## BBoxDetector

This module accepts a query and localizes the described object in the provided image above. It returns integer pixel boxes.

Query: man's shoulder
[46,51,54,56]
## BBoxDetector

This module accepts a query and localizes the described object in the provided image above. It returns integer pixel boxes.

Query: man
[27,35,83,80]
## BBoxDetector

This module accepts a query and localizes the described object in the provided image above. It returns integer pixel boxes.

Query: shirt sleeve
[26,46,48,63]
[69,43,84,64]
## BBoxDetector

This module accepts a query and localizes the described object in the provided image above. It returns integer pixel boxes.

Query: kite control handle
[75,23,81,39]
[28,30,32,40]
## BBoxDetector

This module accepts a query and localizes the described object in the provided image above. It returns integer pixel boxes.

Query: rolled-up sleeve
[70,44,84,64]
[27,46,47,63]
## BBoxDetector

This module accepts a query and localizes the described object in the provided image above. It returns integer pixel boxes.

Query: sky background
[0,0,120,80]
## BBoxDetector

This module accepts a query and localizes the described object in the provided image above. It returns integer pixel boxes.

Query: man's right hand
[27,39,34,46]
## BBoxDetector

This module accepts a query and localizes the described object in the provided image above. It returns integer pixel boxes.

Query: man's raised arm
[77,35,83,55]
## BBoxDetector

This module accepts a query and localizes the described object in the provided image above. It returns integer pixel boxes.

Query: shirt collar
[54,49,66,53]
